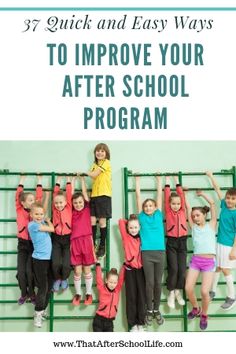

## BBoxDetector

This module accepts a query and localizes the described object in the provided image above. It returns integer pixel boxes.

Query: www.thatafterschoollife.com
[47,42,204,130]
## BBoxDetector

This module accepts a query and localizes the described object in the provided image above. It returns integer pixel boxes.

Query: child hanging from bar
[164,175,188,309]
[85,143,112,258]
[28,195,54,328]
[206,171,236,310]
[52,176,72,292]
[93,263,125,332]
[119,215,146,332]
[71,175,96,306]
[15,174,43,305]
[185,190,217,330]
[135,174,166,327]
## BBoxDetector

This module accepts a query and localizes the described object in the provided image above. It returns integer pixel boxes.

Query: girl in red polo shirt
[119,215,146,332]
[164,176,188,309]
[71,175,96,306]
[93,264,125,332]
[52,176,72,292]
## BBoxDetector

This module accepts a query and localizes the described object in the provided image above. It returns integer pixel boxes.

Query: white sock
[211,272,220,293]
[74,275,81,295]
[225,274,235,299]
[84,272,93,295]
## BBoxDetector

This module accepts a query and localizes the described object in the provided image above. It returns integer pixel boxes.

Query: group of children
[15,143,112,330]
[14,143,236,331]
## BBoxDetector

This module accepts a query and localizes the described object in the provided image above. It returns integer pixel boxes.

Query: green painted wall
[0,141,236,332]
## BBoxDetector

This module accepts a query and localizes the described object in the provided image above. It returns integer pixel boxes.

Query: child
[15,174,43,305]
[93,263,125,332]
[185,190,217,330]
[119,215,146,332]
[164,176,188,309]
[206,171,236,310]
[52,176,72,292]
[71,176,96,306]
[86,143,112,258]
[28,201,54,328]
[135,175,165,326]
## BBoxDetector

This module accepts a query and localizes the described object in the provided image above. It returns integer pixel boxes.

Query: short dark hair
[72,192,85,201]
[192,206,210,215]
[226,188,236,197]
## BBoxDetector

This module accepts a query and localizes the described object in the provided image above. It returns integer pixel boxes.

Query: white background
[0,3,235,139]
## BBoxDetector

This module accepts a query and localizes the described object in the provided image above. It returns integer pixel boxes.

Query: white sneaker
[175,289,185,306]
[167,290,175,309]
[130,325,139,332]
[137,325,146,332]
[34,311,43,328]
[42,309,47,320]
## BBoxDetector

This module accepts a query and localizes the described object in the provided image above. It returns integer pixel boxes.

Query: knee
[74,269,82,277]
[222,268,231,276]
[146,279,155,290]
[201,287,209,299]
[98,218,106,228]
[185,283,194,296]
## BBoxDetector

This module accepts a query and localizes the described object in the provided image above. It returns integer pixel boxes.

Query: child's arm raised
[95,263,104,291]
[15,174,26,209]
[80,175,89,202]
[36,174,43,202]
[39,217,54,233]
[164,176,171,213]
[156,174,162,211]
[196,190,217,230]
[135,176,142,214]
[53,176,62,197]
[116,265,125,292]
[206,171,223,200]
[185,192,193,229]
[66,176,72,206]
[43,191,50,215]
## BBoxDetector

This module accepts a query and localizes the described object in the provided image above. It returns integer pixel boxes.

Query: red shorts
[70,235,96,266]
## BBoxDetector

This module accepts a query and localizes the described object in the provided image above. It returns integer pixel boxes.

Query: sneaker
[29,295,36,305]
[199,314,208,330]
[42,309,47,320]
[221,297,236,310]
[145,311,153,326]
[96,245,105,258]
[175,289,185,306]
[167,290,175,309]
[18,295,28,305]
[187,307,201,320]
[72,294,81,306]
[153,310,165,325]
[137,325,146,332]
[34,311,43,328]
[209,291,215,301]
[53,279,61,292]
[84,294,93,305]
[130,324,139,332]
[61,279,69,291]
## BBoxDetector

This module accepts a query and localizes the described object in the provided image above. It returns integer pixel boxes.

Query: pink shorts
[189,255,216,272]
[70,235,95,266]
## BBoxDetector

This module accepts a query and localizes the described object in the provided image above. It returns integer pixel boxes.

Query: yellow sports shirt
[90,159,112,197]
